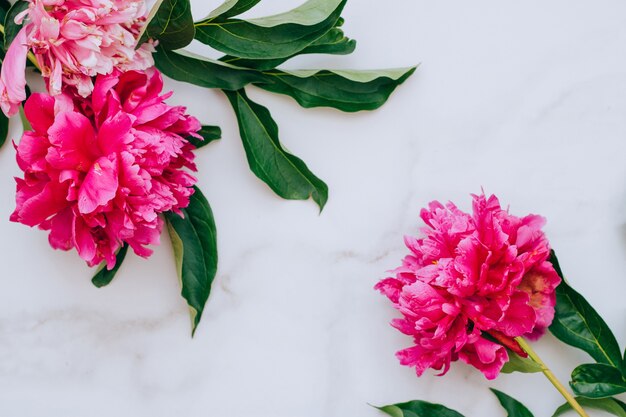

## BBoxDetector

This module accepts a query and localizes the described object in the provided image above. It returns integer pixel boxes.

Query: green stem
[515,337,589,417]
[0,23,41,71]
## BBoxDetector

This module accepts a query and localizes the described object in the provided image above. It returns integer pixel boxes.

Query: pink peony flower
[375,193,561,380]
[10,68,201,269]
[0,0,154,116]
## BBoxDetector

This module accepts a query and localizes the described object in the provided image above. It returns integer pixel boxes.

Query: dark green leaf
[165,186,218,336]
[0,6,7,38]
[204,0,262,21]
[220,26,356,71]
[154,46,415,113]
[553,397,626,417]
[490,389,534,417]
[224,89,328,210]
[154,46,264,90]
[188,125,222,149]
[376,400,465,417]
[4,0,28,49]
[548,251,623,370]
[138,0,195,50]
[91,244,129,288]
[571,363,626,398]
[0,110,9,148]
[254,67,416,112]
[501,350,543,374]
[194,0,347,60]
[0,0,11,12]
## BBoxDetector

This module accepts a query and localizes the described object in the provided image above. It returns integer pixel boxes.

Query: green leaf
[548,251,623,370]
[490,389,535,417]
[154,47,265,90]
[376,401,465,417]
[205,0,262,20]
[188,125,221,149]
[571,363,626,398]
[0,110,9,148]
[224,89,328,210]
[501,350,543,374]
[194,0,347,60]
[4,0,28,49]
[138,0,195,50]
[91,244,129,288]
[165,186,218,336]
[154,47,415,113]
[0,4,8,39]
[220,25,356,71]
[553,397,626,417]
[254,67,416,112]
[18,104,31,132]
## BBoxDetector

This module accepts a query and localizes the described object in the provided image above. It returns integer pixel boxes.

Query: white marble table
[1,1,625,416]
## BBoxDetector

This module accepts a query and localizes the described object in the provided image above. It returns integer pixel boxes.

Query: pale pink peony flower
[375,194,561,380]
[10,68,201,269]
[0,0,154,116]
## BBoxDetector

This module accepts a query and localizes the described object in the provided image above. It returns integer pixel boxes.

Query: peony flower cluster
[10,69,201,269]
[0,0,154,116]
[375,194,561,380]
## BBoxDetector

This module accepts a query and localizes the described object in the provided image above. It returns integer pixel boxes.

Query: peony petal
[24,93,56,134]
[97,112,133,154]
[46,111,97,171]
[78,155,119,214]
[0,26,29,116]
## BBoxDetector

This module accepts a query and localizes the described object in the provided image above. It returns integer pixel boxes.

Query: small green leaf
[154,47,265,90]
[254,67,416,112]
[138,0,195,50]
[501,350,543,374]
[0,4,8,44]
[490,389,535,417]
[194,0,347,60]
[553,397,626,417]
[571,363,626,398]
[376,401,465,417]
[204,0,262,20]
[165,186,218,336]
[4,0,28,49]
[224,89,328,210]
[548,251,623,370]
[188,125,222,149]
[302,19,356,55]
[220,25,356,71]
[91,244,129,288]
[0,110,9,148]
[18,104,31,131]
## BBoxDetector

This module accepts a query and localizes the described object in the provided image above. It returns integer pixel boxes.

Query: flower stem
[514,337,589,417]
[0,23,41,71]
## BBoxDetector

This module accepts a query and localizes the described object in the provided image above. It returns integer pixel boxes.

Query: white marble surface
[1,1,626,416]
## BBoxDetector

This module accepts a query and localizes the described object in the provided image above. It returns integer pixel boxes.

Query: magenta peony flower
[375,194,561,380]
[10,68,201,269]
[0,0,154,116]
